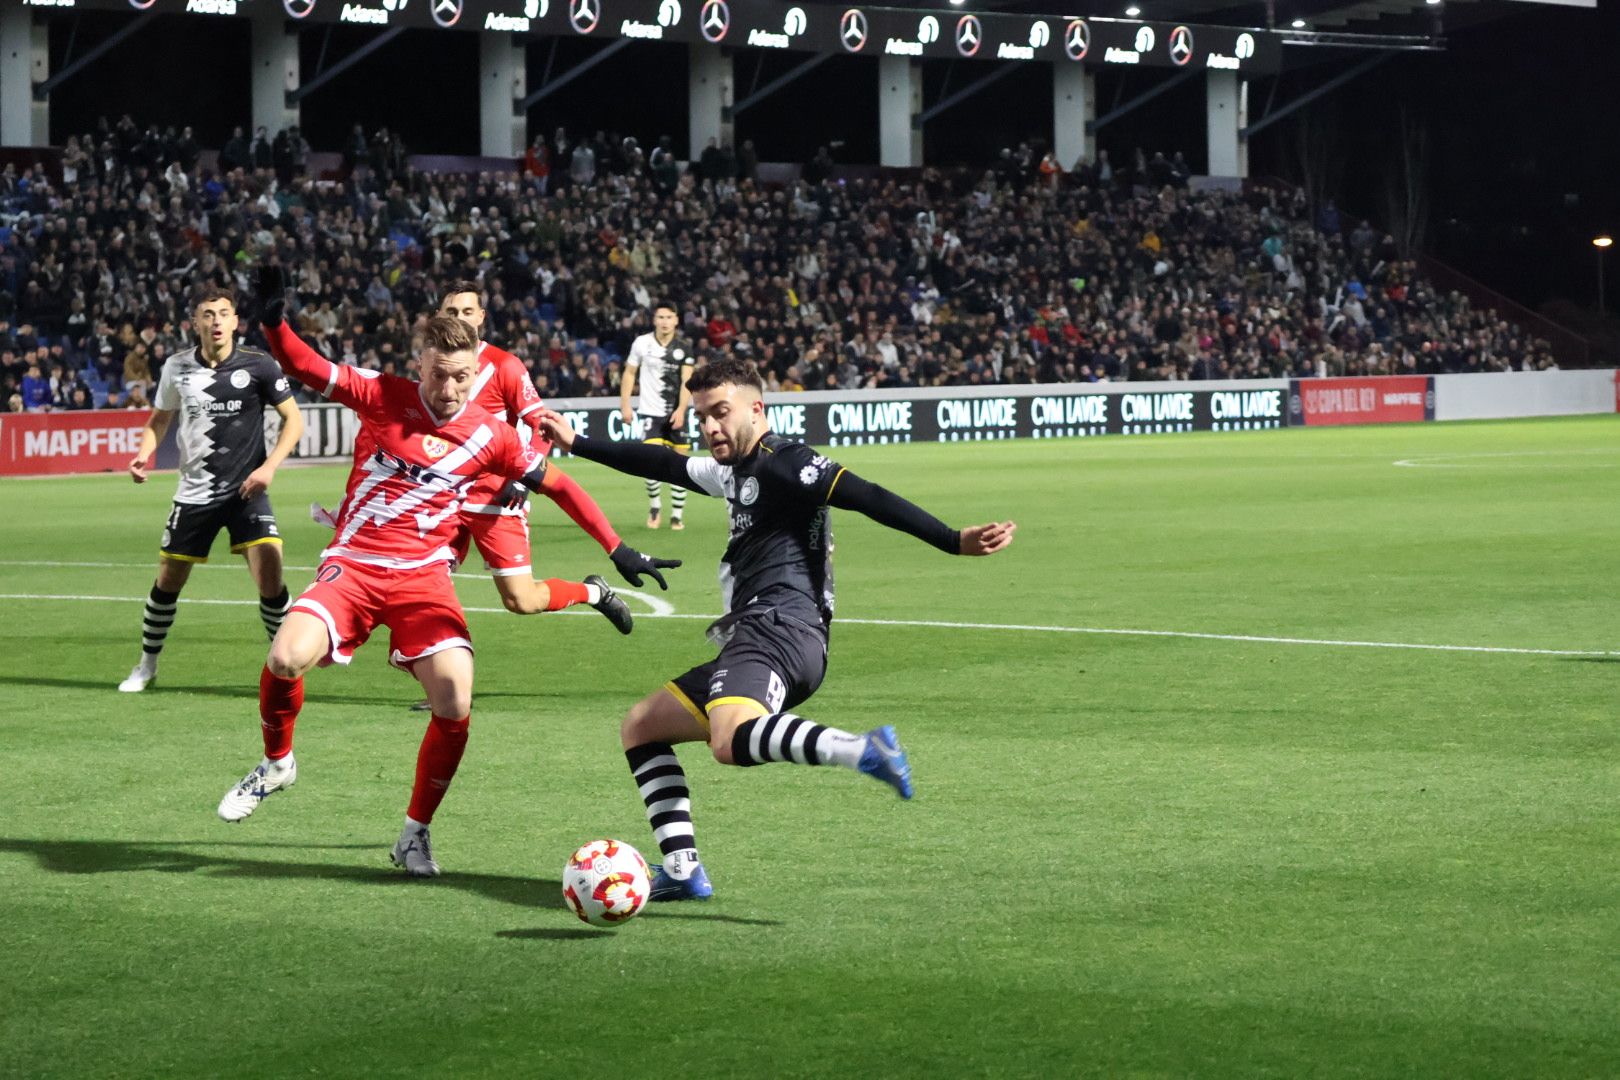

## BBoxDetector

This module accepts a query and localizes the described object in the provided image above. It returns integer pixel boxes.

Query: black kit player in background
[119,285,305,692]
[538,358,1016,901]
[619,301,695,530]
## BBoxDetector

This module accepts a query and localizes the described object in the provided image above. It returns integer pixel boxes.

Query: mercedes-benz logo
[700,0,729,42]
[1169,25,1193,65]
[570,0,598,33]
[431,0,462,27]
[127,0,157,8]
[840,8,867,52]
[1063,17,1090,61]
[954,14,980,56]
[282,0,315,14]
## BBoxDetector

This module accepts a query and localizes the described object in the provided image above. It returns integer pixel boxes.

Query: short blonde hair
[419,314,479,356]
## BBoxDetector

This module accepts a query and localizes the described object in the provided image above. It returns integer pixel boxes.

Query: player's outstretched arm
[535,407,696,488]
[826,470,1017,557]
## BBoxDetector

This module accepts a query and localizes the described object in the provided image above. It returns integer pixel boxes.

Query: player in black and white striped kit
[619,301,694,530]
[117,285,305,692]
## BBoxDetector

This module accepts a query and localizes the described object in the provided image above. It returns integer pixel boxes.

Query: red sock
[543,579,589,611]
[259,665,303,761]
[407,714,470,824]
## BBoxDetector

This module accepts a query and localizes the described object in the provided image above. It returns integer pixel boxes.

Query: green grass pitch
[1,415,1616,1078]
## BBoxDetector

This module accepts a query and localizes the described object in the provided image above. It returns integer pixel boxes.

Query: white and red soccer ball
[563,839,650,926]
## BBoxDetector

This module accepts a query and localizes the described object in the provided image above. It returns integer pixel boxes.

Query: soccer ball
[562,839,651,926]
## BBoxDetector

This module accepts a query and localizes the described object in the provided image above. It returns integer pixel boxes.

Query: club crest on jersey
[230,369,252,389]
[738,477,759,505]
[422,435,450,460]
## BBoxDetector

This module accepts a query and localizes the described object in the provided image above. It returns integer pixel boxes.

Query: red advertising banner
[1288,376,1435,427]
[0,410,154,476]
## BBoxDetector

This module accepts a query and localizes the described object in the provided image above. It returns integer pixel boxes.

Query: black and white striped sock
[730,713,866,769]
[626,742,697,875]
[259,587,290,640]
[671,485,686,521]
[645,479,661,515]
[141,584,179,657]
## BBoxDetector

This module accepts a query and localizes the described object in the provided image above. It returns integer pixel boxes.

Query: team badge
[422,435,450,459]
[739,477,759,505]
[230,369,252,389]
[673,348,686,360]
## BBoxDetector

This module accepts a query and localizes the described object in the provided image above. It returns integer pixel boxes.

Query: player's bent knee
[267,612,328,678]
[704,706,752,765]
[429,690,473,718]
[708,734,736,766]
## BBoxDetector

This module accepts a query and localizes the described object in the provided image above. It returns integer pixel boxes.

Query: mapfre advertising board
[0,410,156,476]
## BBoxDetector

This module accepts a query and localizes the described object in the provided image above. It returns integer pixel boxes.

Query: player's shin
[259,587,290,640]
[541,579,594,610]
[729,712,865,769]
[730,713,913,798]
[626,742,699,878]
[259,664,302,762]
[141,583,179,658]
[407,714,469,825]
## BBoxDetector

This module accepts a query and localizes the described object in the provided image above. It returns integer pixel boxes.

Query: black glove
[609,543,681,591]
[497,479,528,510]
[256,264,288,327]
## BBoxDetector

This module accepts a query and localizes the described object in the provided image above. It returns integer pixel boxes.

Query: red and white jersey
[265,324,545,570]
[462,341,549,511]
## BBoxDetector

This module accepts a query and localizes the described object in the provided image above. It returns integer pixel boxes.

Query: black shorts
[160,492,281,562]
[667,609,829,730]
[640,414,689,452]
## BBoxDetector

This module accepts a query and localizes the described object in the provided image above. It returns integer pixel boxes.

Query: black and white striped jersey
[153,345,295,505]
[625,333,693,418]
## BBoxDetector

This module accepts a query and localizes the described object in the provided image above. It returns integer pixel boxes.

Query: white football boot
[217,756,297,822]
[118,655,158,693]
[390,821,440,877]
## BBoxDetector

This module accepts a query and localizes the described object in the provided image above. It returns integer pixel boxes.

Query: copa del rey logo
[422,435,450,460]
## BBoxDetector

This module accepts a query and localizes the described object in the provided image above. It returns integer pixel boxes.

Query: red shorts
[449,505,532,578]
[290,559,471,670]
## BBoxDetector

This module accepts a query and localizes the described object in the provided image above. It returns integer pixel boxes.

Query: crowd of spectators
[1,118,1558,413]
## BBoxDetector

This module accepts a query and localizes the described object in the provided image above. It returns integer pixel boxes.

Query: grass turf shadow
[0,836,565,909]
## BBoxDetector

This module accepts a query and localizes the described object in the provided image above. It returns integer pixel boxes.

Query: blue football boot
[648,861,714,902]
[858,725,914,799]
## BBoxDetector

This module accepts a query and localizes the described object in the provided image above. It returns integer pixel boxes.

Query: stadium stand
[0,122,1559,412]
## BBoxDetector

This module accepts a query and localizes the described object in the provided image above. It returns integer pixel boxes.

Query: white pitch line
[1394,448,1620,468]
[0,592,1613,658]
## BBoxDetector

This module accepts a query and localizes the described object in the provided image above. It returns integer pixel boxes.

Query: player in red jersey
[388,282,632,711]
[217,269,681,877]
